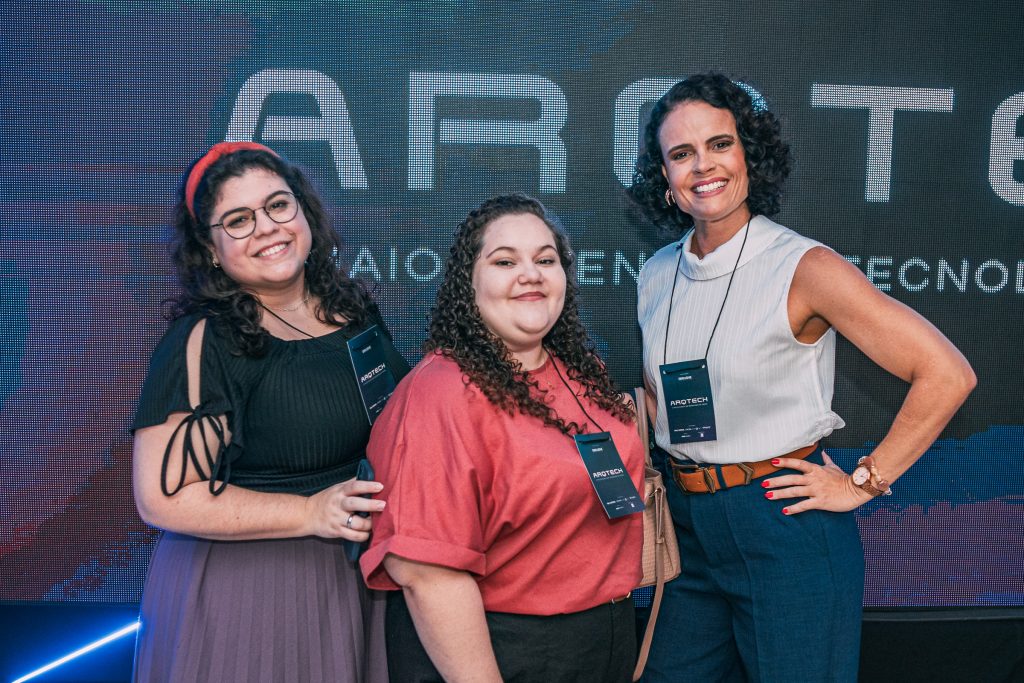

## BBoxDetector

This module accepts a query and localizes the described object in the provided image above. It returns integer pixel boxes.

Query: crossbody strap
[632,387,652,468]
[632,387,664,682]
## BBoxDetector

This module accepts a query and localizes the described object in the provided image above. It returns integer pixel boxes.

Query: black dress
[131,311,409,682]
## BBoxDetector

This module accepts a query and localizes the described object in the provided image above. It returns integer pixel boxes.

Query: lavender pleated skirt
[133,532,388,683]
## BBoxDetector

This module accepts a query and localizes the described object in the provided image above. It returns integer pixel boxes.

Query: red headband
[184,141,280,220]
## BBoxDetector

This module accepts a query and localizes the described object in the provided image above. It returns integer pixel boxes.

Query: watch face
[852,467,871,485]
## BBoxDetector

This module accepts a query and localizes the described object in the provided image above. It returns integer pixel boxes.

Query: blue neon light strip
[10,620,139,683]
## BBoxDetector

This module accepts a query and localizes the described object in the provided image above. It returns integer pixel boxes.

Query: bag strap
[633,486,667,681]
[632,387,652,468]
[632,387,664,682]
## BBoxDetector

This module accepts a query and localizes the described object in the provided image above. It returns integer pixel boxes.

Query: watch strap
[856,456,893,496]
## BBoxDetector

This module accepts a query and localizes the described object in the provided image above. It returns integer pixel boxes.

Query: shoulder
[401,352,478,397]
[638,240,684,289]
[641,240,685,275]
[793,244,864,288]
[385,353,490,424]
[146,314,207,368]
[371,352,490,442]
[758,216,831,256]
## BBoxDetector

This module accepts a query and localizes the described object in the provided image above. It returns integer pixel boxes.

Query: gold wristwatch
[851,455,892,497]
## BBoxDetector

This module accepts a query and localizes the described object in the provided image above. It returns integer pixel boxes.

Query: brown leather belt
[669,443,818,495]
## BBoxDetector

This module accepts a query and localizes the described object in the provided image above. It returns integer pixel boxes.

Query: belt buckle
[736,462,754,486]
[672,462,718,495]
[699,466,718,494]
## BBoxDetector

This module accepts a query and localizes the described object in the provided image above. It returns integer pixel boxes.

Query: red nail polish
[761,480,770,488]
[782,508,789,515]
[765,492,773,499]
[771,458,780,466]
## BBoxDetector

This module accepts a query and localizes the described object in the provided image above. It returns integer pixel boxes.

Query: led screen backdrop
[2,1,1022,606]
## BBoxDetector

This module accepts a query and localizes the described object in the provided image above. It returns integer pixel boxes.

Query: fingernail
[771,459,780,466]
[782,508,789,515]
[375,483,385,491]
[761,480,770,488]
[764,492,773,499]
[378,502,386,510]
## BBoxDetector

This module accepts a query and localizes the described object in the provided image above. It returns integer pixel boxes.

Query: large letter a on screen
[226,69,369,189]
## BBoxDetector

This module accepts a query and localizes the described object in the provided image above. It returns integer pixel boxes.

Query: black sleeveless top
[133,311,410,496]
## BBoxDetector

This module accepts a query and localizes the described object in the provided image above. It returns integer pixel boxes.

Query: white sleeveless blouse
[637,216,845,465]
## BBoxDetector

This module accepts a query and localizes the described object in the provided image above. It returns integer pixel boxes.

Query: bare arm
[133,319,384,540]
[383,556,502,683]
[767,247,976,513]
[133,418,383,541]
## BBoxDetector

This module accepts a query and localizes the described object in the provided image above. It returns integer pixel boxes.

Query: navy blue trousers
[641,447,864,683]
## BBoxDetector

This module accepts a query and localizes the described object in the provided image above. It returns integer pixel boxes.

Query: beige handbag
[632,388,681,682]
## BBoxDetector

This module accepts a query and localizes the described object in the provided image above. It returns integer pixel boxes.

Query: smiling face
[471,213,567,363]
[207,167,312,298]
[659,99,752,235]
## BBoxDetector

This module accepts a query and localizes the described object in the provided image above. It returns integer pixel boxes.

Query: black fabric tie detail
[160,404,231,496]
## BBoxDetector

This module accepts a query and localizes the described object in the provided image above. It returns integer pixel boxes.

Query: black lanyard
[259,302,339,351]
[549,353,606,433]
[662,218,752,366]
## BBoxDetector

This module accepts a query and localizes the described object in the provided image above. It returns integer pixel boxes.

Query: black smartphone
[343,458,375,562]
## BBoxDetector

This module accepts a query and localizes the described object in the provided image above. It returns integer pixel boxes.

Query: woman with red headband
[130,142,407,681]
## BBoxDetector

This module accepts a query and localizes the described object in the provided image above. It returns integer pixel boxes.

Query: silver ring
[345,514,355,529]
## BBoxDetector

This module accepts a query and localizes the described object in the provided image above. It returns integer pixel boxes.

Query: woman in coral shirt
[361,193,645,682]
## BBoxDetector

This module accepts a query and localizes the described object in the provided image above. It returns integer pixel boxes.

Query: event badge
[346,325,397,425]
[660,359,717,444]
[574,432,644,519]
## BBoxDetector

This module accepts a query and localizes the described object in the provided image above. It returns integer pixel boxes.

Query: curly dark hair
[168,147,372,356]
[631,72,791,235]
[426,194,633,435]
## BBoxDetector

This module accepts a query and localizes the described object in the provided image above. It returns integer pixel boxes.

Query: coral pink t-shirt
[360,352,644,615]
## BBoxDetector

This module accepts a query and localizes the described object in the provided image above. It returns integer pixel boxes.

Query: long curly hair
[426,194,633,435]
[631,73,791,235]
[167,148,372,356]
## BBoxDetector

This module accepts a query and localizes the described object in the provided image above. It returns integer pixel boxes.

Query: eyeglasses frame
[208,191,300,239]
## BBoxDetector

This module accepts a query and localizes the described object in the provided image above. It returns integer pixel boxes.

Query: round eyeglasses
[209,191,300,239]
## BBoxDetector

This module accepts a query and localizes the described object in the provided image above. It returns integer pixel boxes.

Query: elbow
[957,361,977,402]
[383,554,420,590]
[946,352,977,404]
[133,491,161,529]
[383,555,464,598]
[920,350,977,407]
[133,487,175,530]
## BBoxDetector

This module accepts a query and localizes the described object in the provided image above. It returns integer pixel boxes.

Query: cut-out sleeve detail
[134,315,241,496]
[159,404,232,496]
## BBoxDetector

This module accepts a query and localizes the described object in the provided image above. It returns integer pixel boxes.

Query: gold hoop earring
[665,189,675,207]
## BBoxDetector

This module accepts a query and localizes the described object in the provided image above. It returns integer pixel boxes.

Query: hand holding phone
[343,458,376,562]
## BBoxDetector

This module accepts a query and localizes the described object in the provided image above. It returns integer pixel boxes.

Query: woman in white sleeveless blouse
[630,73,975,683]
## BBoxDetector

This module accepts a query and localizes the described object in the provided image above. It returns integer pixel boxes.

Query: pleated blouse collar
[677,215,783,281]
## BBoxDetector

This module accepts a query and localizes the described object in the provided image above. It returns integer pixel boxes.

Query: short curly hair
[425,193,633,435]
[168,148,373,356]
[631,73,791,235]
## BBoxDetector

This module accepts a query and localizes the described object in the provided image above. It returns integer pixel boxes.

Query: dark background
[1,1,1022,609]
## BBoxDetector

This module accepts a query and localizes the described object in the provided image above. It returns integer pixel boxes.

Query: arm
[642,380,659,426]
[767,247,976,513]
[383,556,502,683]
[133,319,384,541]
[132,417,383,541]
